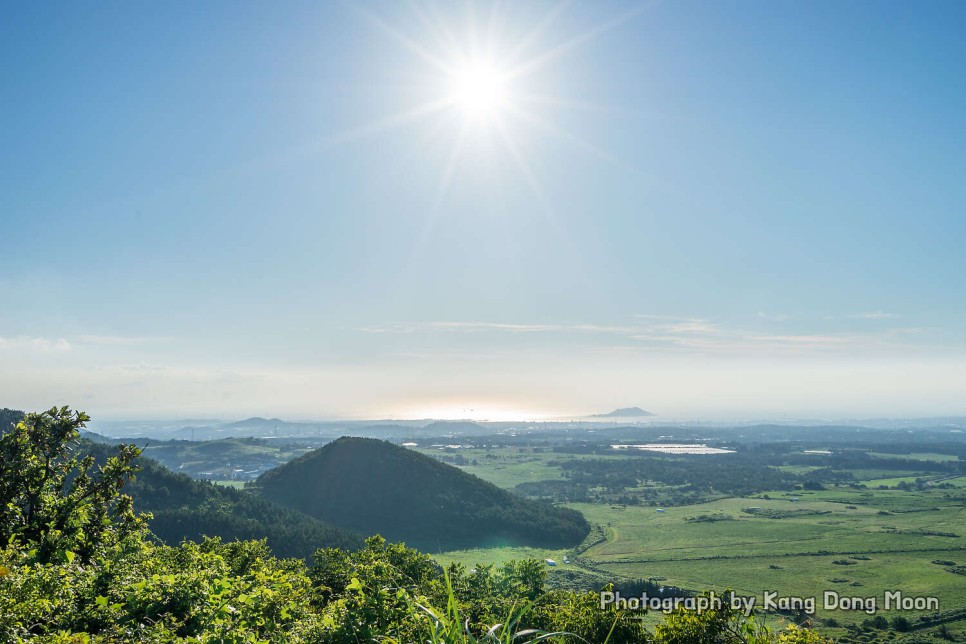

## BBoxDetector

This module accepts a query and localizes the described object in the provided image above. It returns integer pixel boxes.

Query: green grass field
[427,446,966,633]
[867,452,961,462]
[573,491,965,615]
[413,447,639,489]
[210,479,246,489]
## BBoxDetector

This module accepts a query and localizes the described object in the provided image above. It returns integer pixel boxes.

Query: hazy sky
[2,1,964,420]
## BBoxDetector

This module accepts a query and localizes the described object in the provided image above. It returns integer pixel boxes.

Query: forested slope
[255,436,590,550]
[88,442,363,558]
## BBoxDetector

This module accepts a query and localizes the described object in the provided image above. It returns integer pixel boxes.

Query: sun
[338,2,648,204]
[448,60,509,122]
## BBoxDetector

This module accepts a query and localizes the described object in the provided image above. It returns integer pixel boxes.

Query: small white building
[545,559,557,567]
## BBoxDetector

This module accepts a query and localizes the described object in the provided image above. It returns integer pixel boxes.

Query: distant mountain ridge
[255,437,590,550]
[420,420,487,433]
[593,407,655,417]
[224,416,286,428]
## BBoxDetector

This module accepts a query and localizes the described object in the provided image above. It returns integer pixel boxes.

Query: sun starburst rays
[328,1,649,213]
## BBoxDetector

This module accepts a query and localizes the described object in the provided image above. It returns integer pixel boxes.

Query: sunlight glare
[335,1,651,211]
[448,61,509,121]
[402,404,548,423]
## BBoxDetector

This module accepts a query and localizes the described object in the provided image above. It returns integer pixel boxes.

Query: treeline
[257,437,590,550]
[513,455,864,505]
[513,445,964,505]
[784,449,964,473]
[558,455,798,502]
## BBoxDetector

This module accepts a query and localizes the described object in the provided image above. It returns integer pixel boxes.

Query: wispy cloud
[0,333,169,353]
[359,321,645,335]
[358,317,932,356]
[0,336,71,351]
[75,335,166,346]
[848,311,899,320]
[757,311,790,321]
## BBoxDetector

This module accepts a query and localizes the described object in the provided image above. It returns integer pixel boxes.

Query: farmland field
[425,437,966,638]
[573,494,965,615]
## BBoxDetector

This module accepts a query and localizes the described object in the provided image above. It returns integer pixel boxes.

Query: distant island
[592,406,655,418]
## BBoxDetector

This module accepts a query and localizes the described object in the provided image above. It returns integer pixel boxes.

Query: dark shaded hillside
[254,437,590,550]
[0,407,23,431]
[82,443,363,559]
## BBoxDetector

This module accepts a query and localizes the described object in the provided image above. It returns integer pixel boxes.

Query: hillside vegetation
[0,407,832,643]
[2,407,360,559]
[118,448,363,558]
[256,436,591,550]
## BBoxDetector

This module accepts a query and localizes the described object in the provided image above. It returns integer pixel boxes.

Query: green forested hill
[3,408,361,558]
[84,442,364,558]
[255,436,590,550]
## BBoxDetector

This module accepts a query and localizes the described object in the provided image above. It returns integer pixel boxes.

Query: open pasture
[435,482,965,625]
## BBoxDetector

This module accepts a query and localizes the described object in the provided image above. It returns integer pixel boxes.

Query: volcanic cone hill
[254,437,590,550]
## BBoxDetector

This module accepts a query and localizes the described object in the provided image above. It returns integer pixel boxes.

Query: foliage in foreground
[0,407,832,643]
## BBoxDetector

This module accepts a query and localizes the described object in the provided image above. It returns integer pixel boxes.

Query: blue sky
[2,1,964,420]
